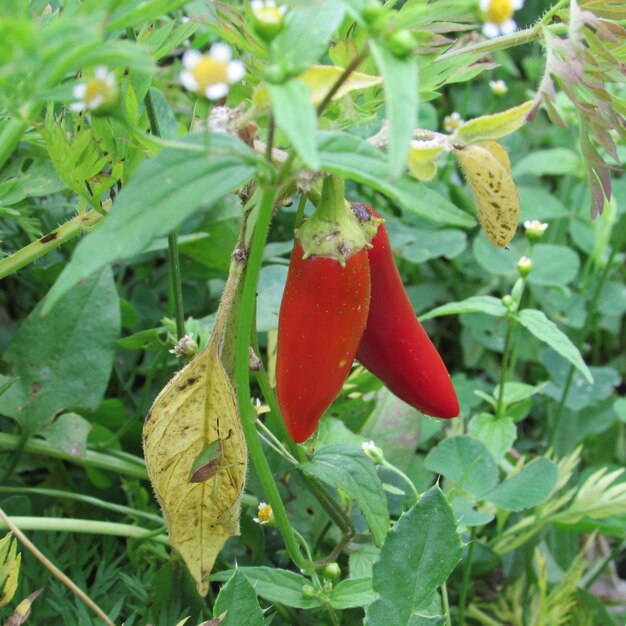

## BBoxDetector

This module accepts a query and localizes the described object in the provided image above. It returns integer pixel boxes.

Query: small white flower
[70,66,118,113]
[517,256,532,276]
[444,111,463,134]
[253,502,274,525]
[489,79,508,95]
[480,0,524,38]
[362,440,377,452]
[179,43,246,100]
[524,219,548,241]
[361,440,384,464]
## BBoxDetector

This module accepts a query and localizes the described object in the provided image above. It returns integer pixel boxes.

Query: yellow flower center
[191,57,228,91]
[484,0,514,24]
[257,504,273,524]
[256,6,283,24]
[85,79,117,109]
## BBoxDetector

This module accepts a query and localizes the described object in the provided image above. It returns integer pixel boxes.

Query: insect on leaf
[454,142,520,248]
[143,261,247,596]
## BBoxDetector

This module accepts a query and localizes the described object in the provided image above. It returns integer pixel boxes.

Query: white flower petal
[210,42,232,63]
[479,0,491,11]
[511,0,524,9]
[69,102,84,112]
[73,83,87,99]
[500,18,518,35]
[279,4,288,14]
[205,82,229,100]
[179,70,199,92]
[87,95,105,110]
[482,22,501,38]
[251,0,263,10]
[103,73,116,88]
[94,66,108,80]
[182,49,202,69]
[226,60,246,84]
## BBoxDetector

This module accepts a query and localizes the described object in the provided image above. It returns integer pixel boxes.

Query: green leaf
[267,80,319,168]
[419,296,507,321]
[492,382,547,407]
[484,458,558,511]
[517,309,593,383]
[330,578,376,609]
[272,1,345,72]
[43,133,256,313]
[455,101,533,145]
[398,229,467,264]
[527,244,580,287]
[213,569,264,626]
[40,412,92,458]
[369,41,417,178]
[210,567,321,609]
[424,436,498,499]
[366,488,462,625]
[317,131,474,227]
[468,414,516,463]
[512,148,581,177]
[518,185,569,219]
[0,269,120,435]
[453,497,495,527]
[299,444,390,547]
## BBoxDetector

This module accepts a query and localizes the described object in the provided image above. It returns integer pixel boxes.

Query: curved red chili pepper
[276,240,371,442]
[353,203,459,419]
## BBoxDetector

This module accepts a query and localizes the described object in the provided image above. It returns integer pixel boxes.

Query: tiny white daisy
[70,66,118,113]
[179,43,246,101]
[480,0,524,38]
[489,79,508,95]
[253,502,274,525]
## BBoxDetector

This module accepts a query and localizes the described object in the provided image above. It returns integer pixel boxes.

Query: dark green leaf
[528,244,580,287]
[366,488,462,625]
[484,458,558,511]
[420,296,507,321]
[424,435,498,498]
[0,269,120,435]
[40,412,92,458]
[468,414,516,463]
[299,444,390,546]
[330,578,376,609]
[369,41,418,178]
[213,569,264,626]
[43,133,256,313]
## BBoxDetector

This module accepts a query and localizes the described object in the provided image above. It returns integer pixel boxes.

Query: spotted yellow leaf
[253,65,382,107]
[143,262,247,596]
[407,141,445,182]
[454,142,519,248]
[0,533,21,607]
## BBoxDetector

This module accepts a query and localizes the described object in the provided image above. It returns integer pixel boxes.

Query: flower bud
[489,79,508,95]
[387,29,416,58]
[251,0,287,42]
[524,219,548,242]
[361,440,384,465]
[169,333,198,360]
[301,584,317,599]
[501,294,515,310]
[517,256,532,278]
[323,562,341,582]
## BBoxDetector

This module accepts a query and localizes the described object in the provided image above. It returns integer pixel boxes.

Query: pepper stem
[317,174,346,224]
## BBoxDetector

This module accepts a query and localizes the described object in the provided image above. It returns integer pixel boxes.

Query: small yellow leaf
[0,533,21,608]
[254,65,382,108]
[144,262,247,596]
[454,142,520,248]
[455,101,534,145]
[407,141,445,182]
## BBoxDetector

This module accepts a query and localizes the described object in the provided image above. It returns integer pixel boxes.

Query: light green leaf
[527,244,580,287]
[492,382,547,407]
[317,131,474,227]
[272,1,345,72]
[420,296,507,321]
[43,133,256,313]
[331,578,376,609]
[366,488,462,625]
[455,101,533,145]
[299,445,390,546]
[213,569,264,626]
[40,412,92,458]
[512,148,581,178]
[517,309,593,383]
[210,567,321,609]
[369,40,418,178]
[485,458,559,511]
[268,80,319,169]
[0,269,120,435]
[468,414,516,463]
[424,436,498,498]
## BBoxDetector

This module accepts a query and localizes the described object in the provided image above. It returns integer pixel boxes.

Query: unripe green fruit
[387,29,416,58]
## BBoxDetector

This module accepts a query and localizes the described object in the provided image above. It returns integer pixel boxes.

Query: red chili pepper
[353,203,459,418]
[276,240,370,442]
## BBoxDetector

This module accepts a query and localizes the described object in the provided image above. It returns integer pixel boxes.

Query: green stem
[167,231,186,339]
[441,582,451,626]
[466,605,502,626]
[317,174,346,222]
[0,486,163,525]
[582,538,626,590]
[496,318,515,418]
[381,460,420,502]
[0,432,148,480]
[539,0,569,28]
[458,527,477,626]
[316,47,368,116]
[0,514,168,543]
[0,209,105,280]
[549,365,575,445]
[234,185,311,573]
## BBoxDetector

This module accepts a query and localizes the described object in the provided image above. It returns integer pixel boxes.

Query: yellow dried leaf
[143,263,247,596]
[254,65,382,107]
[0,533,21,607]
[454,142,520,248]
[407,141,445,182]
